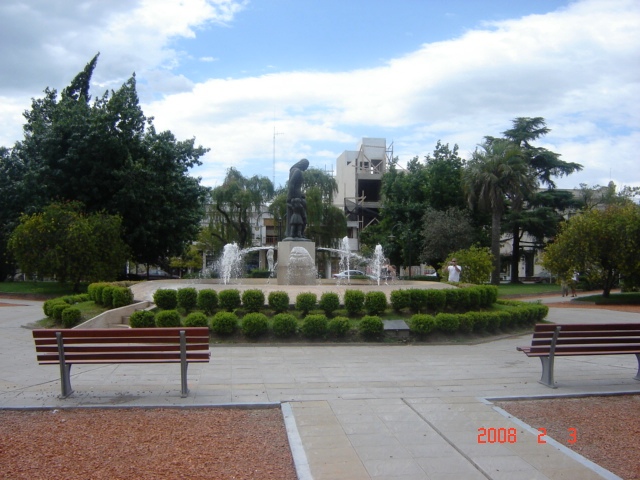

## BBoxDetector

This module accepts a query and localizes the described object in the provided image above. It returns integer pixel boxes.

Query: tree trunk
[510,224,521,283]
[491,210,502,285]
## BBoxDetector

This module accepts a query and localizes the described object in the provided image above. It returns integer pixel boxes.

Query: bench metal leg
[180,330,189,397]
[538,356,557,388]
[56,332,73,398]
[635,354,640,381]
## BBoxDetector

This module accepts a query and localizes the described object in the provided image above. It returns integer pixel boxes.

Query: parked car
[534,271,554,284]
[332,270,374,280]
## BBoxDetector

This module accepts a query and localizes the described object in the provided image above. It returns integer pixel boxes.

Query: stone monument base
[277,240,316,285]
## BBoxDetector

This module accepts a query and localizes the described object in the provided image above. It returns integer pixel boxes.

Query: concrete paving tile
[307,460,370,480]
[342,421,391,435]
[348,432,405,448]
[416,456,483,475]
[362,457,425,477]
[353,444,415,461]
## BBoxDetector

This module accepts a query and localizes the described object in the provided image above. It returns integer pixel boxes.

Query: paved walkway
[1,293,638,479]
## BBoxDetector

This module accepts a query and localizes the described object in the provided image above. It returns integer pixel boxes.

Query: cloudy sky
[1,0,638,190]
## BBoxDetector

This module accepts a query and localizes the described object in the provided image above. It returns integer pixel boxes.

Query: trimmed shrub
[101,285,115,309]
[359,315,384,340]
[61,307,82,328]
[496,310,514,329]
[154,289,178,310]
[184,311,209,327]
[344,289,365,316]
[155,310,181,327]
[197,289,218,315]
[211,311,238,335]
[272,313,298,338]
[177,287,198,313]
[218,289,241,312]
[436,313,460,333]
[112,287,134,308]
[52,303,71,321]
[301,314,328,339]
[319,292,340,316]
[458,313,475,334]
[242,289,265,312]
[408,289,429,313]
[88,282,109,304]
[268,291,290,313]
[43,298,68,317]
[129,310,156,328]
[390,290,410,312]
[295,293,317,316]
[241,313,269,338]
[410,314,437,337]
[486,313,502,332]
[327,316,351,338]
[483,285,499,305]
[364,291,388,315]
[425,289,447,313]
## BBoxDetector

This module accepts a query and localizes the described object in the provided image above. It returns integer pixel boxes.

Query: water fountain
[216,243,243,284]
[370,244,386,285]
[286,247,318,285]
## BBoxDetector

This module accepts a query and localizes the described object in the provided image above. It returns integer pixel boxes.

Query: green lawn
[0,281,84,296]
[496,283,560,297]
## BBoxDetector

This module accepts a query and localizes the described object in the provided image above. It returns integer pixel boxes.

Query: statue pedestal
[277,240,316,285]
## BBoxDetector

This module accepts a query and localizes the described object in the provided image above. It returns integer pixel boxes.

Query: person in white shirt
[446,258,462,283]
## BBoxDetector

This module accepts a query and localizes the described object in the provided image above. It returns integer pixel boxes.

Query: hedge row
[42,294,90,328]
[151,285,499,317]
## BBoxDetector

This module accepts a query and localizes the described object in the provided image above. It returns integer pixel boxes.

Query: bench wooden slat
[35,343,210,354]
[32,327,208,338]
[37,352,211,362]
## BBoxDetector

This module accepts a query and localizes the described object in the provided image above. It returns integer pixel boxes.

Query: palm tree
[463,138,537,284]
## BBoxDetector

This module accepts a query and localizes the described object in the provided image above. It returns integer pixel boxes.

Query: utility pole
[273,126,283,186]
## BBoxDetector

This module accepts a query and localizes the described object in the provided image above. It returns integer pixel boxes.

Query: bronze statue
[285,158,309,240]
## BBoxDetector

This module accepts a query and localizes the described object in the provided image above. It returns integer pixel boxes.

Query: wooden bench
[33,327,210,398]
[517,323,640,387]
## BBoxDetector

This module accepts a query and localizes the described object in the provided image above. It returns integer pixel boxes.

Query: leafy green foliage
[268,291,290,313]
[241,313,269,338]
[410,314,437,337]
[211,311,238,335]
[177,288,198,313]
[218,289,241,312]
[272,313,298,338]
[408,289,429,313]
[184,312,209,327]
[390,290,410,312]
[61,307,82,328]
[197,289,218,315]
[327,316,351,337]
[153,289,178,310]
[436,313,460,333]
[295,293,317,316]
[112,287,134,308]
[155,310,181,328]
[319,292,340,316]
[101,286,115,309]
[343,289,364,316]
[129,310,156,328]
[364,291,387,315]
[242,289,265,312]
[301,314,328,339]
[43,298,69,317]
[358,315,384,340]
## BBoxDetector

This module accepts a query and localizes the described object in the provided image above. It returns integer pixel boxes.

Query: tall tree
[420,206,475,274]
[501,117,582,282]
[463,139,537,284]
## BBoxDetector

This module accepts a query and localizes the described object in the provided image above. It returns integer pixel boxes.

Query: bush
[197,289,218,315]
[184,311,209,327]
[52,303,71,321]
[301,314,328,339]
[61,307,82,328]
[272,313,298,338]
[364,291,387,315]
[319,292,340,316]
[101,285,115,308]
[242,289,265,312]
[436,313,460,333]
[268,291,290,313]
[467,287,482,310]
[88,282,109,304]
[129,310,156,328]
[458,313,475,334]
[408,289,429,313]
[112,287,134,308]
[410,314,437,337]
[153,289,178,310]
[241,313,269,338]
[344,289,365,316]
[295,293,317,316]
[43,298,68,317]
[425,289,446,313]
[155,310,181,327]
[177,287,198,313]
[211,311,238,335]
[390,290,410,312]
[465,311,489,332]
[359,315,384,340]
[442,245,493,284]
[218,289,241,312]
[486,313,502,332]
[327,316,351,338]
